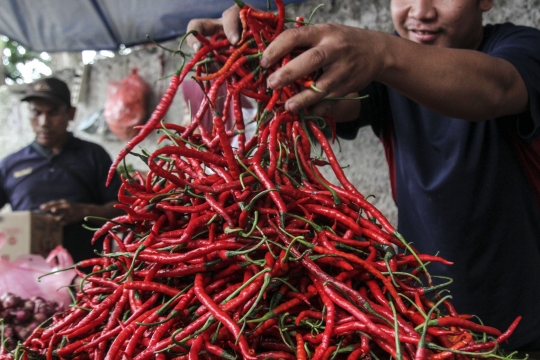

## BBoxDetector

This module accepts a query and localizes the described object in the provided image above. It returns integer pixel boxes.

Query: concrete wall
[1,0,539,224]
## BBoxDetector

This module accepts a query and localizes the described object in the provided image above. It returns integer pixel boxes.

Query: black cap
[21,77,72,108]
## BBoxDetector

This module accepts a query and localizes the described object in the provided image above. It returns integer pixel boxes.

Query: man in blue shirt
[187,0,540,354]
[0,77,123,263]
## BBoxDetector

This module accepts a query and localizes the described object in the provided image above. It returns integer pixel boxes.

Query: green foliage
[1,35,50,83]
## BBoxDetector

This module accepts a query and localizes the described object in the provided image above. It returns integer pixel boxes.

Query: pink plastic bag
[0,245,76,309]
[104,68,150,141]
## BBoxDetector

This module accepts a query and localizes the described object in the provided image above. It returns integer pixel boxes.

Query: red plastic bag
[104,68,150,141]
[0,245,75,309]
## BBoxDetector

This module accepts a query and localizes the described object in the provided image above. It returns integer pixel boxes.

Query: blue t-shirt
[337,23,540,350]
[0,133,122,262]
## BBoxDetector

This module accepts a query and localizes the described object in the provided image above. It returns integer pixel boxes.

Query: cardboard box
[0,211,63,261]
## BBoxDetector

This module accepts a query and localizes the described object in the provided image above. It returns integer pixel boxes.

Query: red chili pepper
[204,341,236,360]
[295,332,307,360]
[108,38,230,184]
[194,41,252,81]
[256,351,297,360]
[236,5,250,45]
[213,114,241,179]
[58,285,124,339]
[310,277,336,360]
[347,346,367,360]
[91,215,130,244]
[312,244,409,313]
[459,316,521,352]
[271,0,286,41]
[104,300,161,360]
[426,316,502,337]
[252,142,287,224]
[193,273,256,360]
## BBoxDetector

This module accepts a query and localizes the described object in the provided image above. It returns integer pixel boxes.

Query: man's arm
[260,24,528,122]
[376,34,528,121]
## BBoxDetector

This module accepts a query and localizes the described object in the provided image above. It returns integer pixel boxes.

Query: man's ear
[479,0,493,12]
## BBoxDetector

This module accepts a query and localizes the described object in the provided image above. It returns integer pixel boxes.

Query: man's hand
[259,24,386,117]
[186,5,242,51]
[260,23,528,121]
[40,199,87,226]
[40,200,124,227]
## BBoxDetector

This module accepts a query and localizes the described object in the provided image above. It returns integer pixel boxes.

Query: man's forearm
[376,33,528,121]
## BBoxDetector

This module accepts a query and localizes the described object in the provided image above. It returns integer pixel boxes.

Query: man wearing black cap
[0,77,123,263]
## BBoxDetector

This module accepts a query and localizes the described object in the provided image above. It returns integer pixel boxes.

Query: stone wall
[1,0,539,224]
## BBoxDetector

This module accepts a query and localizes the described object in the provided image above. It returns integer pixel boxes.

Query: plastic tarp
[0,0,307,53]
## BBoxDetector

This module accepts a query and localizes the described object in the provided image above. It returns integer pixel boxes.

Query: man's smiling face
[391,0,493,50]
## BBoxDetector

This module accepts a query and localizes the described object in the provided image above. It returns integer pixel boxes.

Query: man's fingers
[40,199,70,212]
[284,87,341,114]
[186,18,224,51]
[40,202,57,212]
[262,25,327,70]
[51,214,64,225]
[267,45,331,91]
[283,65,351,113]
[222,5,242,45]
[186,5,241,52]
[284,88,326,113]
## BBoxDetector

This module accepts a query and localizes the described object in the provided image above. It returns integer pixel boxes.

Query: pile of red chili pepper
[8,1,522,359]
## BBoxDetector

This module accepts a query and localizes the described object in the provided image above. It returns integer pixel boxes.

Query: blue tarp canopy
[0,0,306,53]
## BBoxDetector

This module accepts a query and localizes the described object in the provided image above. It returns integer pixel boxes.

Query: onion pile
[0,293,59,352]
